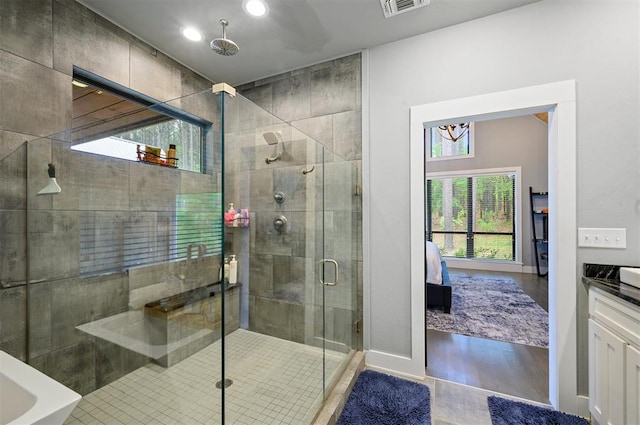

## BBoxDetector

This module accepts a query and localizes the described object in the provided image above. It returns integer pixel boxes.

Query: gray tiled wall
[0,286,26,359]
[234,53,363,351]
[20,140,222,393]
[0,0,221,395]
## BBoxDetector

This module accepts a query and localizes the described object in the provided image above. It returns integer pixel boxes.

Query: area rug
[427,276,548,347]
[337,370,431,425]
[487,396,588,425]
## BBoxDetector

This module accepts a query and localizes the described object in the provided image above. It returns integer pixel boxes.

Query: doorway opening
[409,81,585,416]
[424,114,550,403]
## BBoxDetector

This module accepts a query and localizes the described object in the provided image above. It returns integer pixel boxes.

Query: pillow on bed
[426,241,443,285]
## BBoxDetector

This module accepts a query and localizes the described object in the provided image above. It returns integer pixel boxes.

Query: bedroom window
[426,170,517,261]
[426,122,474,161]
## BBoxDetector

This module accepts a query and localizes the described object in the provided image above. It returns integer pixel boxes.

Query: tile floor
[64,327,561,425]
[64,329,346,425]
[420,375,555,425]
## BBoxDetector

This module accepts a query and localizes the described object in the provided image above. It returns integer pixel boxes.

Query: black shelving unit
[529,187,548,277]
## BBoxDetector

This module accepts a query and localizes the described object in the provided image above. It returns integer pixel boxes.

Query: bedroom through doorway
[409,80,579,414]
[424,114,550,403]
[426,269,549,402]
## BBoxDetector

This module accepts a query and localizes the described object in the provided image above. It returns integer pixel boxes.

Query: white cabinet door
[628,344,640,425]
[589,318,625,425]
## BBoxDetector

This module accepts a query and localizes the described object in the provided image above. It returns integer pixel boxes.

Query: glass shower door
[219,90,329,424]
[317,146,359,397]
[219,89,359,424]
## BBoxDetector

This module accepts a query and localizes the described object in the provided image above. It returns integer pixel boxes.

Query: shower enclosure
[0,84,360,424]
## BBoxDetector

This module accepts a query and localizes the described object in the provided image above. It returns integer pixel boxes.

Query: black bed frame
[426,260,452,314]
[426,282,451,314]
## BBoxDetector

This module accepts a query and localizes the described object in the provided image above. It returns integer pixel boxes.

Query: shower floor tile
[64,329,347,425]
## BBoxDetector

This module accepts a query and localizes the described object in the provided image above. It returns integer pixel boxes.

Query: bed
[426,241,452,314]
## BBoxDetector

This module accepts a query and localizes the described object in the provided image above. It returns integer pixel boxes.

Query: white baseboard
[365,350,425,381]
[364,363,425,383]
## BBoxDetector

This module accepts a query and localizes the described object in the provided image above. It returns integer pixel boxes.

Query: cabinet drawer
[589,288,640,347]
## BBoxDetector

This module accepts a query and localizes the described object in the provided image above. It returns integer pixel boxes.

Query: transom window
[427,122,474,160]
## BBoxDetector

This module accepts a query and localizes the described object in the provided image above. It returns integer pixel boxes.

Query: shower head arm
[210,19,239,56]
[265,150,281,164]
[220,19,228,38]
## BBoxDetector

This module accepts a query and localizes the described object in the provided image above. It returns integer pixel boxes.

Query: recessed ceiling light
[181,27,203,42]
[243,0,268,17]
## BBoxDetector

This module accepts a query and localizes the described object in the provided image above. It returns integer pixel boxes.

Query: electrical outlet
[577,228,626,248]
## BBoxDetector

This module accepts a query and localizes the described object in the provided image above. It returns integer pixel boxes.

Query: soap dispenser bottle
[229,255,238,285]
[225,203,235,226]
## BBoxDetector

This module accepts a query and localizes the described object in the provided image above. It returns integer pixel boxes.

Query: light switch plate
[577,228,626,248]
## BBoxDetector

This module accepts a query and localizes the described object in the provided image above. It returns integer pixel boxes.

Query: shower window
[72,121,203,173]
[69,66,210,173]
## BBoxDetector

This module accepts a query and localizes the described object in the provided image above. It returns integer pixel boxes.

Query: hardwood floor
[426,268,550,404]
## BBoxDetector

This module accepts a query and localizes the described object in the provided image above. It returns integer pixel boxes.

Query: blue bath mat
[337,370,431,425]
[487,396,589,425]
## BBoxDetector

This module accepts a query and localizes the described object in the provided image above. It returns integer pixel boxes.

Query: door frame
[409,80,587,416]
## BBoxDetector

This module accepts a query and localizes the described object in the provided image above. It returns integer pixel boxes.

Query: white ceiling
[77,0,538,86]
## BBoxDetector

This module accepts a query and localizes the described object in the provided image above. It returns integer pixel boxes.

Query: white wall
[364,0,639,408]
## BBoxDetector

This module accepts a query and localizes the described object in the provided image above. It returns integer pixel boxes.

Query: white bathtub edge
[1,351,81,425]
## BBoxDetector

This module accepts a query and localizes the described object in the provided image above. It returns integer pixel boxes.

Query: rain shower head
[210,19,239,56]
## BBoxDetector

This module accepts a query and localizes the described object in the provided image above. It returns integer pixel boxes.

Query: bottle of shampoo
[240,208,249,227]
[229,255,238,285]
[222,257,229,283]
[225,203,235,226]
[167,144,177,167]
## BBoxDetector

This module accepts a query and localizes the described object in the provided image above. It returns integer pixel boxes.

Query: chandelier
[436,123,470,142]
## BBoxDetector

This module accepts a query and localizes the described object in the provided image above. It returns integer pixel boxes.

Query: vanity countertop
[583,263,640,308]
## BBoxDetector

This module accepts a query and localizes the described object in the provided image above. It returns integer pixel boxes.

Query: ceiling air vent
[380,0,430,18]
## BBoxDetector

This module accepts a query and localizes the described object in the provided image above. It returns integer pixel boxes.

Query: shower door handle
[319,259,339,286]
